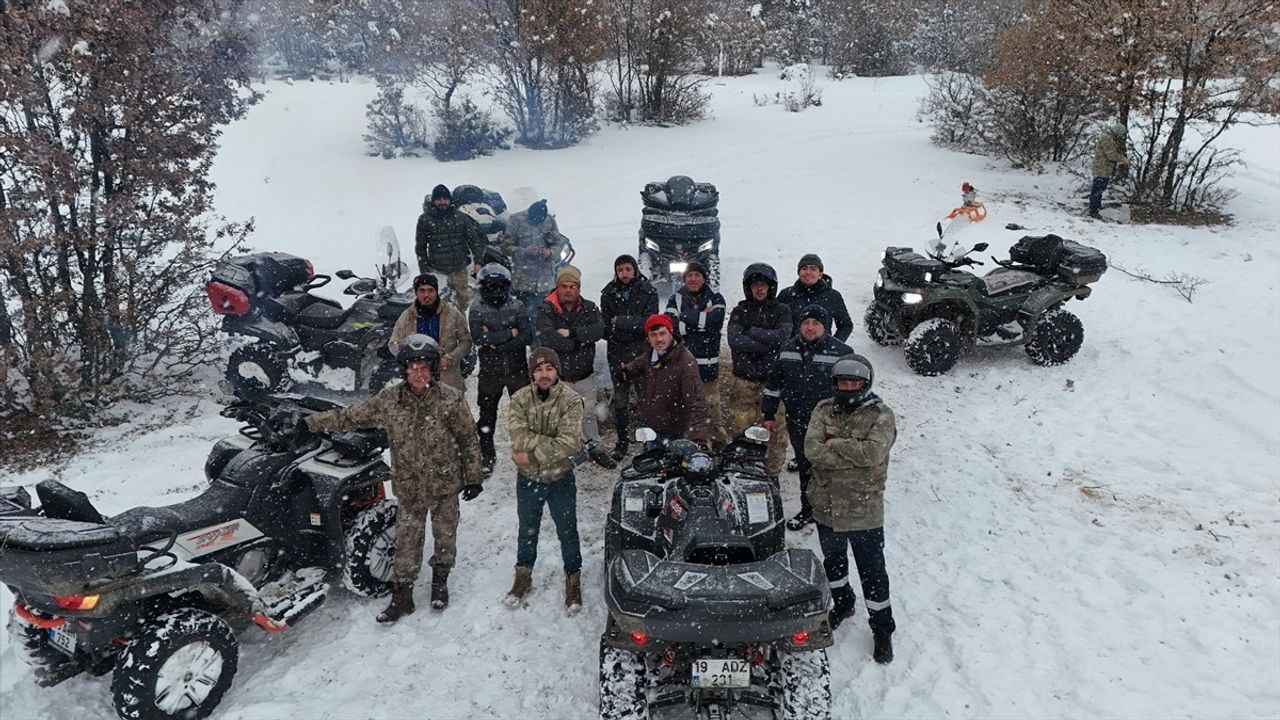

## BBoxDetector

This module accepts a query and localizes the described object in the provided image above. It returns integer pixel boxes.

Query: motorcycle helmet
[741,262,778,300]
[478,263,512,305]
[831,353,874,407]
[397,333,441,376]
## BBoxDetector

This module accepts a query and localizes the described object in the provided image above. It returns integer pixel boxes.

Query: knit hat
[431,184,451,201]
[412,273,439,291]
[797,253,824,271]
[799,304,832,332]
[555,265,582,287]
[528,346,561,376]
[528,199,548,224]
[644,313,674,335]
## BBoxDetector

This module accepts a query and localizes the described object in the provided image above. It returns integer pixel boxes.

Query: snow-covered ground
[2,71,1279,719]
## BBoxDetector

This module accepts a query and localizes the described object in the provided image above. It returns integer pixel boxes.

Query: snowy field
[2,71,1279,719]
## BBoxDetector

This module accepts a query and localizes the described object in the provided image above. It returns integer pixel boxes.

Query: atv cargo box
[0,517,138,594]
[883,247,947,285]
[641,176,719,215]
[1010,235,1108,284]
[212,252,314,297]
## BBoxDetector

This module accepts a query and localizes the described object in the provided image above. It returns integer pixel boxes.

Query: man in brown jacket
[305,334,484,623]
[504,347,587,614]
[619,313,710,445]
[804,353,897,664]
[389,273,472,392]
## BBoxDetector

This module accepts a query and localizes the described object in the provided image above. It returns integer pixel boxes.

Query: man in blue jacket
[776,253,853,342]
[763,304,852,530]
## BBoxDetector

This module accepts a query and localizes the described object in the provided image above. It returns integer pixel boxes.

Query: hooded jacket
[621,341,710,443]
[762,305,853,424]
[600,255,660,367]
[803,396,896,531]
[416,202,484,274]
[777,274,854,342]
[664,284,727,382]
[727,264,792,382]
[469,289,533,381]
[535,290,606,382]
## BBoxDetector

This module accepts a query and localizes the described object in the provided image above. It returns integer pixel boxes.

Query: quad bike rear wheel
[7,606,77,682]
[111,608,238,720]
[904,318,963,375]
[1025,309,1084,366]
[774,649,832,720]
[598,638,648,720]
[343,500,398,598]
[226,344,289,397]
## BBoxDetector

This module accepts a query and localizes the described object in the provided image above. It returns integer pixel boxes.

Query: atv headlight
[697,239,715,252]
[643,238,660,252]
[559,246,571,261]
[875,271,884,289]
[923,272,933,283]
[901,292,924,304]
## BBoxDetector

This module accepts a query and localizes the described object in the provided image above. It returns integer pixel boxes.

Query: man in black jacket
[600,254,659,460]
[535,265,616,468]
[777,253,853,342]
[763,304,852,530]
[469,263,533,477]
[664,261,727,449]
[725,263,791,481]
[416,184,485,311]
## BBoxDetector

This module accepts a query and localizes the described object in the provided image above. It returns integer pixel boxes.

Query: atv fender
[223,314,300,347]
[1019,285,1089,322]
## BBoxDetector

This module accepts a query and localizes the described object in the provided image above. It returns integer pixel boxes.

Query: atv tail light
[52,594,99,610]
[304,259,315,279]
[791,631,809,646]
[206,281,251,316]
[630,631,649,646]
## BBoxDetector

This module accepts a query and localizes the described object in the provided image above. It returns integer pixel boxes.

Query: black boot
[589,443,618,469]
[430,568,450,610]
[376,582,415,624]
[611,431,629,462]
[872,632,894,664]
[785,509,813,532]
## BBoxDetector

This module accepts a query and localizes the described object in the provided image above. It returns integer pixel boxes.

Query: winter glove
[460,484,484,501]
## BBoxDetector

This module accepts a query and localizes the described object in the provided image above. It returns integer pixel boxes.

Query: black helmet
[397,333,441,376]
[831,353,874,406]
[742,262,778,299]
[478,263,512,304]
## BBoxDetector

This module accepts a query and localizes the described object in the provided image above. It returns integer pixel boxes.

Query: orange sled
[946,202,987,222]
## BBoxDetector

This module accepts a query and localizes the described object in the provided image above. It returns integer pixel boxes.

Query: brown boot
[503,566,532,608]
[376,582,415,624]
[430,568,450,610]
[564,571,582,615]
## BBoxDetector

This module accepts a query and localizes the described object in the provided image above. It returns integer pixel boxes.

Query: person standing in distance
[416,184,484,311]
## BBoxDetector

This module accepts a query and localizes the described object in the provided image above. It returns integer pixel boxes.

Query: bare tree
[0,1,257,412]
[602,0,711,124]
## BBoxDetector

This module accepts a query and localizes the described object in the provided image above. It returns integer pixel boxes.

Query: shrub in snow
[754,63,822,112]
[431,96,511,162]
[363,84,430,159]
[601,0,711,126]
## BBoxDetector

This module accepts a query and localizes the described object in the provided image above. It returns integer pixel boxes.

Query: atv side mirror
[972,242,989,252]
[936,221,944,238]
[335,269,355,279]
[635,427,658,442]
[744,426,771,443]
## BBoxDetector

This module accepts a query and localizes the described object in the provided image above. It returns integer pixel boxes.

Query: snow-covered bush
[363,84,431,158]
[754,63,822,112]
[917,72,991,151]
[431,97,512,161]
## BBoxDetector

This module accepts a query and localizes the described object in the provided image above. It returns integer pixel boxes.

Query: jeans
[1088,176,1110,214]
[515,472,582,574]
[816,523,896,635]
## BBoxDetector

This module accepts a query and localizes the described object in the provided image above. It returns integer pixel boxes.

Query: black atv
[1,395,399,720]
[208,226,415,397]
[638,175,721,298]
[865,229,1108,375]
[599,430,833,720]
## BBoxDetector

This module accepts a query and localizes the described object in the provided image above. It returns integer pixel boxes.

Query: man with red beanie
[618,313,709,445]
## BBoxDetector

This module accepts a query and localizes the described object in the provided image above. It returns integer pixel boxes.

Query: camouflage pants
[722,374,787,479]
[442,267,472,313]
[394,493,460,583]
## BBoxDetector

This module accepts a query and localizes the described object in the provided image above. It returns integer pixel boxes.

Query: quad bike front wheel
[225,344,289,397]
[864,303,900,346]
[903,318,963,375]
[598,638,648,720]
[1025,309,1084,366]
[111,608,238,720]
[343,499,398,598]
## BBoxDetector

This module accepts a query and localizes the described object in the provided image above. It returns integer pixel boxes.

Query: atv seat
[109,479,252,546]
[296,301,348,329]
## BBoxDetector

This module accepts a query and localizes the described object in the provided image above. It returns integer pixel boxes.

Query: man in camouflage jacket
[1089,122,1129,218]
[504,346,586,614]
[305,334,483,623]
[803,353,897,663]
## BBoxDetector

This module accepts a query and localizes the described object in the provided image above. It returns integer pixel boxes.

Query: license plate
[691,658,750,688]
[47,627,76,656]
